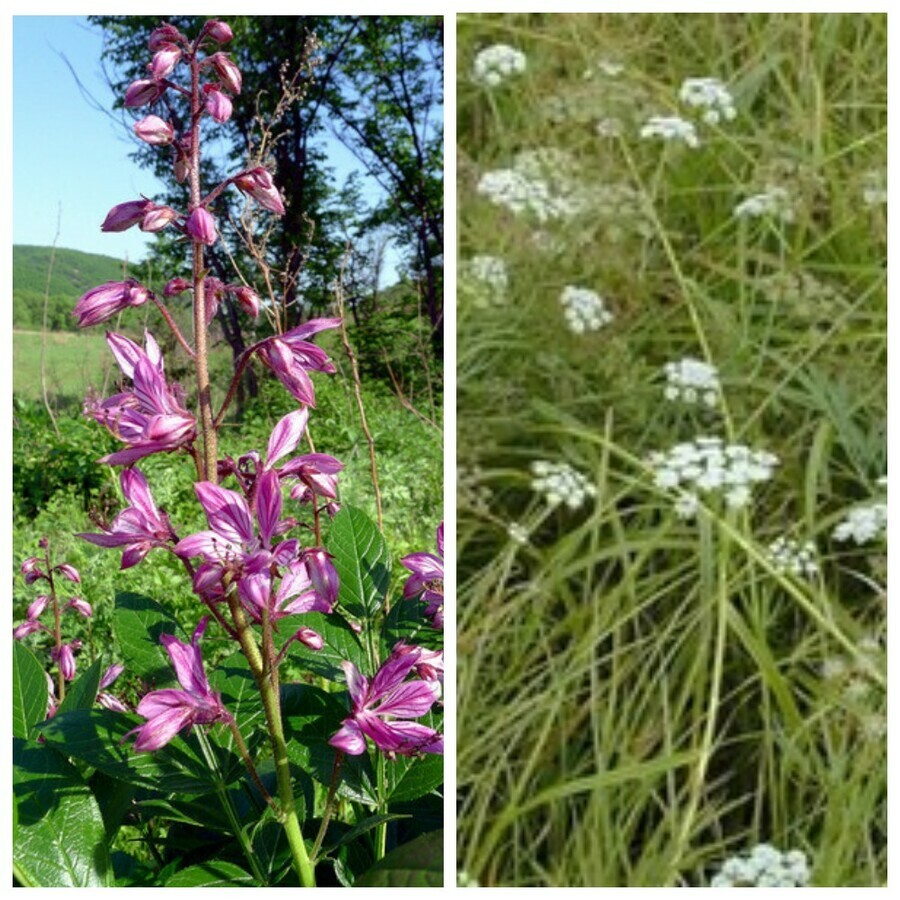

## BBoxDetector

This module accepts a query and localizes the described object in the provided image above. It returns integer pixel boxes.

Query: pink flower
[55,563,81,583]
[78,468,175,569]
[329,647,443,758]
[285,454,344,504]
[186,207,218,245]
[254,318,342,407]
[203,20,234,43]
[98,663,128,713]
[13,620,42,640]
[101,199,153,232]
[52,641,81,682]
[206,52,242,94]
[148,24,186,52]
[164,277,191,297]
[231,285,260,317]
[124,78,166,108]
[74,280,152,328]
[148,43,181,80]
[233,167,285,216]
[400,523,444,630]
[126,619,230,752]
[140,204,179,233]
[203,84,233,123]
[65,597,93,618]
[134,115,175,146]
[21,556,45,584]
[85,331,196,465]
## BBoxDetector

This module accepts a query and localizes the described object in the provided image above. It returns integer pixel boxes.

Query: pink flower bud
[148,24,186,52]
[304,548,339,607]
[134,115,175,146]
[204,20,234,43]
[230,285,261,317]
[141,204,179,233]
[206,52,242,94]
[13,621,42,640]
[74,280,152,328]
[186,207,218,246]
[148,44,181,80]
[100,663,125,690]
[55,563,81,583]
[98,693,129,713]
[164,277,191,297]
[66,597,93,618]
[203,84,233,123]
[21,556,45,583]
[101,199,153,233]
[295,627,324,651]
[232,167,285,216]
[52,643,78,682]
[26,595,50,621]
[124,78,166,108]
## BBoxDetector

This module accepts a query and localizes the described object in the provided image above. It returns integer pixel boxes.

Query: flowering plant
[13,19,442,888]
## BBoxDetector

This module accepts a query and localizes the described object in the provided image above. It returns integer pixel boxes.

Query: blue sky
[12,15,402,276]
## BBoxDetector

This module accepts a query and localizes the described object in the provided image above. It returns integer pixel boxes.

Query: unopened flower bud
[231,285,261,317]
[164,277,191,297]
[26,595,50,621]
[141,204,179,233]
[232,167,285,215]
[203,84,233,123]
[74,280,152,328]
[206,52,242,94]
[124,78,166,108]
[101,199,153,232]
[204,20,234,43]
[21,556,45,583]
[53,643,78,681]
[55,563,81,583]
[148,23,186,52]
[295,627,324,651]
[98,693,129,713]
[66,597,93,618]
[14,621,42,640]
[134,115,175,146]
[100,663,125,690]
[185,207,218,246]
[148,44,181,80]
[304,548,339,607]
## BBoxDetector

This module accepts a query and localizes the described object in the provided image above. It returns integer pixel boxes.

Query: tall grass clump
[456,13,886,888]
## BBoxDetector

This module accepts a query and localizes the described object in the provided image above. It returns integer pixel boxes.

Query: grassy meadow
[456,13,886,888]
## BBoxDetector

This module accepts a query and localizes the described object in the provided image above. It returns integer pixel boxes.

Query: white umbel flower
[663,357,720,406]
[766,536,819,578]
[733,186,795,222]
[710,844,810,888]
[679,77,736,125]
[472,44,526,87]
[560,286,614,334]
[530,460,597,510]
[832,502,887,544]
[640,115,699,148]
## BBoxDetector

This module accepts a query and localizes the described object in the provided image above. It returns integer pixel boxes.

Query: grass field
[456,12,886,888]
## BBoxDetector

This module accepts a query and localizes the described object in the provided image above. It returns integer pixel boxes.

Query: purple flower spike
[186,207,218,245]
[329,648,443,758]
[127,619,230,752]
[78,468,175,569]
[74,280,152,327]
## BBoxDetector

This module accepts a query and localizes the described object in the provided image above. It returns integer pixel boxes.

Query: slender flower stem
[311,751,344,862]
[227,717,277,811]
[213,348,255,428]
[189,49,218,484]
[151,294,195,358]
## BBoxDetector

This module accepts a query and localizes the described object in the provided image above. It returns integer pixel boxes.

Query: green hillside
[13,245,129,332]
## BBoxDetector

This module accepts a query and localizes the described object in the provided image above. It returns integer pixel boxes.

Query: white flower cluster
[477,149,586,223]
[640,115,699,148]
[766,536,819,578]
[530,460,597,510]
[710,844,810,888]
[560,286,614,334]
[832,501,887,544]
[861,169,887,207]
[733,186,795,222]
[648,436,778,516]
[679,77,737,125]
[472,44,526,87]
[663,357,720,406]
[507,521,530,545]
[457,871,480,888]
[583,58,624,79]
[462,255,508,307]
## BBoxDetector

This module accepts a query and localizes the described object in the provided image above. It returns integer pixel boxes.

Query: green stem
[375,751,388,860]
[195,729,268,885]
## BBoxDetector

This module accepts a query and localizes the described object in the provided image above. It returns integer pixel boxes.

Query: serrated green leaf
[13,642,49,740]
[40,707,234,795]
[112,592,182,685]
[207,652,265,740]
[386,752,444,804]
[354,829,443,887]
[327,505,391,619]
[165,860,257,886]
[13,738,114,887]
[283,611,366,679]
[380,594,443,658]
[57,657,103,716]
